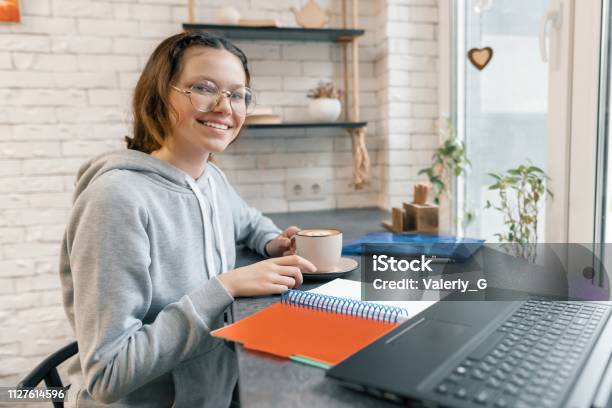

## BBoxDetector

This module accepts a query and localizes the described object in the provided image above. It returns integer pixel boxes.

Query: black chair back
[17,341,78,408]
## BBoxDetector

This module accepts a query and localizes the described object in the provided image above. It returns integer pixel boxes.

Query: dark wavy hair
[125,31,251,153]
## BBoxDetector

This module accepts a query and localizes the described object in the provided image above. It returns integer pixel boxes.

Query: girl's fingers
[276,266,303,287]
[282,226,300,238]
[289,237,296,252]
[274,255,316,272]
[273,275,296,288]
[277,236,291,248]
[268,283,289,294]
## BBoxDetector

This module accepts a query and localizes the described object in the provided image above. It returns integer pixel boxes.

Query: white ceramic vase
[308,98,342,122]
[216,6,240,25]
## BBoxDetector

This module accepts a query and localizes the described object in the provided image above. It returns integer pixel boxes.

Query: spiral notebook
[212,282,416,369]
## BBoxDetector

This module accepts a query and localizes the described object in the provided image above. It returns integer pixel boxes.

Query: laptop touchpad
[388,318,471,346]
[382,319,474,388]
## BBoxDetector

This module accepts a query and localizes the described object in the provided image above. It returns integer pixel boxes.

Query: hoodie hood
[73,149,191,202]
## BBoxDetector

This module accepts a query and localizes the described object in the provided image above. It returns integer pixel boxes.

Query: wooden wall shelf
[183,0,370,187]
[246,121,367,129]
[182,23,365,42]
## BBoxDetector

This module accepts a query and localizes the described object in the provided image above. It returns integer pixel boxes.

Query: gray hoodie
[59,149,280,407]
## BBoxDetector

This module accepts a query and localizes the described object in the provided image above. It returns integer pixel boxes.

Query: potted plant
[485,162,553,262]
[306,81,343,122]
[418,118,473,228]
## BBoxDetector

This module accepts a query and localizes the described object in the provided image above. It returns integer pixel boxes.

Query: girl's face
[168,47,247,158]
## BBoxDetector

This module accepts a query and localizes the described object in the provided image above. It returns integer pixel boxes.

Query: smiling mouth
[196,119,231,131]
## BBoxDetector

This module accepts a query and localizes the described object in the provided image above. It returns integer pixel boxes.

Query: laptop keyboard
[433,300,609,408]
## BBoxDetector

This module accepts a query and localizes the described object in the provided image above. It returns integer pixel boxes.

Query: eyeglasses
[171,80,256,117]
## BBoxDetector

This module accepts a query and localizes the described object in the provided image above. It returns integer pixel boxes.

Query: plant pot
[308,98,342,122]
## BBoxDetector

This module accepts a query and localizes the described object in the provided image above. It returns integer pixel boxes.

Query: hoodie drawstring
[207,176,228,274]
[185,175,227,278]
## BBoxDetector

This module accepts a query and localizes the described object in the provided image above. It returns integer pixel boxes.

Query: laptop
[326,297,612,408]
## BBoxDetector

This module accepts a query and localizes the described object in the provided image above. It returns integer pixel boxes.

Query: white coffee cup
[294,228,342,272]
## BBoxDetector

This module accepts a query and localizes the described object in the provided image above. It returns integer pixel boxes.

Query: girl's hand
[217,255,316,297]
[265,226,300,257]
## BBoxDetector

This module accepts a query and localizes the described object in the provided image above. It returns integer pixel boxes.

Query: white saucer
[302,257,359,280]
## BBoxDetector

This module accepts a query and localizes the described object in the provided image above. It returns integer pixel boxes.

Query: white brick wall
[0,0,438,387]
[377,0,438,209]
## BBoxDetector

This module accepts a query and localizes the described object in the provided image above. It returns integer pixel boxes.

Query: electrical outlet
[285,178,327,201]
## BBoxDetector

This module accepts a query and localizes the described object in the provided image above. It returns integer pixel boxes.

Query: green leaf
[527,165,545,173]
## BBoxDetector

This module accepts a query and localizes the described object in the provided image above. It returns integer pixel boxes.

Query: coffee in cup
[297,228,338,237]
[294,228,342,272]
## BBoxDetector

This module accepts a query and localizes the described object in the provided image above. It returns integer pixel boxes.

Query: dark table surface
[229,208,612,407]
[232,207,397,407]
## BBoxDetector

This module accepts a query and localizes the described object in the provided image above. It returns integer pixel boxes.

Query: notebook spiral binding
[281,290,408,324]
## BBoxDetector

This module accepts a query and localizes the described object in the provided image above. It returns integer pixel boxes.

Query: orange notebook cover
[212,290,408,368]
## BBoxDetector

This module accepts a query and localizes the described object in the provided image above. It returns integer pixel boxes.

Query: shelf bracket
[346,127,370,189]
[344,0,370,190]
[188,0,194,23]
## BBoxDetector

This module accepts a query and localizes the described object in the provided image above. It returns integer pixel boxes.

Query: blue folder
[342,232,485,261]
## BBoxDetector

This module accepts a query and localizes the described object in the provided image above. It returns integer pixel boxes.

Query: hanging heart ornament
[468,47,493,70]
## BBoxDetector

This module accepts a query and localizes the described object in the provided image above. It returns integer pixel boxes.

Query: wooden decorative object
[290,0,331,28]
[246,108,282,124]
[468,47,493,70]
[406,182,438,233]
[403,202,439,234]
[245,114,282,125]
[382,207,406,233]
[382,182,439,234]
[413,182,430,205]
[238,18,281,27]
[391,207,405,232]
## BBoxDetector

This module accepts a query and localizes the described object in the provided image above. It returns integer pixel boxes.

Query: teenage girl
[59,31,316,407]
